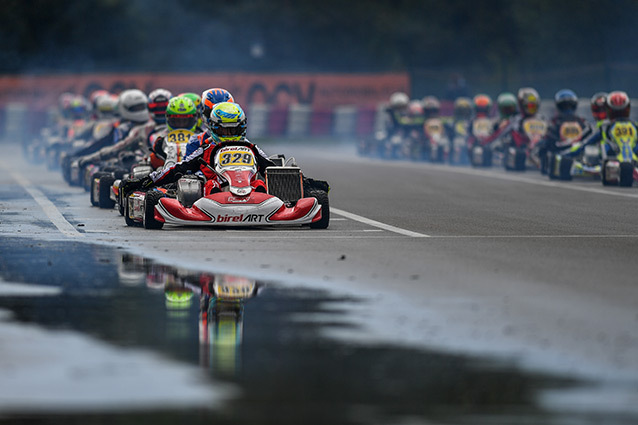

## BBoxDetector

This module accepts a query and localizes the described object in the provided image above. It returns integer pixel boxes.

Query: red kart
[125,142,330,230]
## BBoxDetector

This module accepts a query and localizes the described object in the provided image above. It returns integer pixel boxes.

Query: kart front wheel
[99,175,116,209]
[123,196,138,227]
[143,191,164,230]
[309,190,330,229]
[619,162,634,187]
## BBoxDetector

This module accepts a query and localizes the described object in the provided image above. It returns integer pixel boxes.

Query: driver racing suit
[123,139,276,196]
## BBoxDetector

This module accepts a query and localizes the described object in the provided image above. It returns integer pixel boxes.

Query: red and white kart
[124,142,329,230]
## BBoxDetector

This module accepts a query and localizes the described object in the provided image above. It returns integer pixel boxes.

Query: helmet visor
[167,114,197,129]
[524,102,538,115]
[148,101,169,114]
[214,125,245,137]
[126,103,148,112]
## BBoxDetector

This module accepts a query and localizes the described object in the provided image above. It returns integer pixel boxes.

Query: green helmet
[496,92,518,119]
[178,92,203,128]
[166,96,198,131]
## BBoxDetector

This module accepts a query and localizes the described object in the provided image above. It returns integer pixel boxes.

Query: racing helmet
[472,94,492,117]
[554,89,578,114]
[422,96,441,118]
[178,92,203,122]
[202,88,235,120]
[606,91,630,120]
[147,88,173,125]
[496,92,518,118]
[590,92,608,121]
[208,102,247,143]
[165,96,198,132]
[69,95,91,120]
[118,89,150,123]
[517,87,540,116]
[95,94,119,119]
[407,100,424,117]
[453,97,472,120]
[389,92,409,110]
[89,89,110,112]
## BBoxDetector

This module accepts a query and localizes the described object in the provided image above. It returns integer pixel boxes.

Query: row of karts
[360,114,638,187]
[85,141,329,230]
[25,94,330,231]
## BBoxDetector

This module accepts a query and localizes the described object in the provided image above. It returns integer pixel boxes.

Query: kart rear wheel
[514,151,527,171]
[559,157,573,181]
[117,187,125,216]
[547,154,558,180]
[98,175,116,209]
[90,172,110,207]
[90,176,100,207]
[123,196,138,227]
[601,160,616,186]
[143,191,164,230]
[309,190,330,229]
[619,162,634,187]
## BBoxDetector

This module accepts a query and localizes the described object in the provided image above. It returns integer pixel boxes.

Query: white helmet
[389,92,410,109]
[95,94,119,119]
[118,89,150,123]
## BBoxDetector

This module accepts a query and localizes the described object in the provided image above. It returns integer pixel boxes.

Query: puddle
[0,237,634,424]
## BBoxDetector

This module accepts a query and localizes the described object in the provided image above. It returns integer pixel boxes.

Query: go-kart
[124,141,330,230]
[503,117,547,171]
[469,117,495,167]
[547,121,600,181]
[600,122,638,187]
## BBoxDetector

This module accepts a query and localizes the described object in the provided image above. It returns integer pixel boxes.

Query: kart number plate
[166,129,194,144]
[559,122,582,141]
[217,147,255,168]
[472,118,493,138]
[523,119,547,139]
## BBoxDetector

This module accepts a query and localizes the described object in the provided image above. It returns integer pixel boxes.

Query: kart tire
[559,157,573,181]
[99,175,116,209]
[547,154,558,180]
[309,189,330,229]
[117,187,125,216]
[90,172,110,207]
[514,151,526,171]
[82,167,93,192]
[540,152,548,175]
[503,149,513,171]
[601,160,615,186]
[123,196,138,227]
[113,168,127,180]
[482,147,492,167]
[90,176,100,207]
[143,191,164,230]
[619,162,634,187]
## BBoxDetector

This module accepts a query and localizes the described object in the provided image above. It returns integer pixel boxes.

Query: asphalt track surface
[2,140,638,421]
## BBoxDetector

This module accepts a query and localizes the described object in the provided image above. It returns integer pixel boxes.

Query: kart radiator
[265,166,303,203]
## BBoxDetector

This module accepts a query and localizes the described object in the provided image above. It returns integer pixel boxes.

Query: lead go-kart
[122,141,330,230]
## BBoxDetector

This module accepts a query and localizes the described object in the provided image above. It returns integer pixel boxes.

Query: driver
[122,102,275,196]
[185,88,235,157]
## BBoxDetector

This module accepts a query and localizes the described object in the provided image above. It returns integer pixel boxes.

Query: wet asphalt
[1,141,638,424]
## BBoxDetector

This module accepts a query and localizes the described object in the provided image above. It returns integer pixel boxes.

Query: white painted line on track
[1,164,84,238]
[431,234,638,239]
[331,208,430,238]
[408,163,638,199]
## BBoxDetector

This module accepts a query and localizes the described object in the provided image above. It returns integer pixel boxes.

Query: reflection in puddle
[0,238,635,424]
[119,253,261,376]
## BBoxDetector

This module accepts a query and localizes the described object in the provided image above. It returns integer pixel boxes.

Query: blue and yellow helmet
[208,102,247,143]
